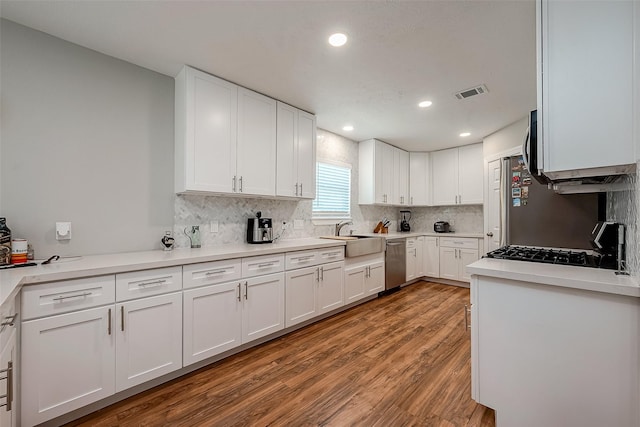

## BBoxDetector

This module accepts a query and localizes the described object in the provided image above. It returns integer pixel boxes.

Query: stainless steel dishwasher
[385,238,406,290]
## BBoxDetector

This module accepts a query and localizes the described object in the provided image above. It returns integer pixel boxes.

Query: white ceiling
[0,0,537,152]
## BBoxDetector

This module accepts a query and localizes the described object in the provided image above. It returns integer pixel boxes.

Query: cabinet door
[276,102,298,198]
[344,266,366,304]
[394,148,410,205]
[285,266,318,327]
[439,247,459,280]
[375,140,395,204]
[22,306,115,426]
[431,148,459,206]
[0,329,16,427]
[409,152,431,206]
[317,261,344,314]
[365,261,385,295]
[183,282,242,365]
[458,143,484,204]
[423,237,440,278]
[406,239,417,281]
[542,0,634,173]
[415,236,425,277]
[116,292,182,392]
[297,110,317,199]
[242,273,284,343]
[179,66,237,193]
[458,249,479,283]
[237,88,277,196]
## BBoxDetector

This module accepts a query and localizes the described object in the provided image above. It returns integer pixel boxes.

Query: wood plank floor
[65,281,494,427]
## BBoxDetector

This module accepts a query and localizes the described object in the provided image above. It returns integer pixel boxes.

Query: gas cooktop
[484,246,604,268]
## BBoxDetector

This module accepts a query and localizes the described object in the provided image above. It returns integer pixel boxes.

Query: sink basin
[321,235,385,257]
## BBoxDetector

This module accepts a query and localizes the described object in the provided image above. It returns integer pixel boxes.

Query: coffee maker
[400,210,411,232]
[247,211,274,244]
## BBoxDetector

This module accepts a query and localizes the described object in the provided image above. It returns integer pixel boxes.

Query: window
[312,161,351,220]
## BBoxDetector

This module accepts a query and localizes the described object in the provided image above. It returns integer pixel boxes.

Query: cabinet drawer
[285,250,319,270]
[317,247,344,264]
[242,254,284,278]
[22,275,116,320]
[439,237,478,250]
[116,266,182,301]
[183,259,242,289]
[406,238,416,248]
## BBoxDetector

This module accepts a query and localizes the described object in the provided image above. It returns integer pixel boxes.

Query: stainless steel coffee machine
[247,211,273,244]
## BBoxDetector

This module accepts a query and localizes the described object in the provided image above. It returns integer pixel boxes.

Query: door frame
[483,147,521,254]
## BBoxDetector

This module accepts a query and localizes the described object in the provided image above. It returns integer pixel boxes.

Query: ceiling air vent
[454,84,489,100]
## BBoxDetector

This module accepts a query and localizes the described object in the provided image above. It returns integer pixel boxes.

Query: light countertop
[0,238,346,308]
[355,231,484,239]
[467,257,640,298]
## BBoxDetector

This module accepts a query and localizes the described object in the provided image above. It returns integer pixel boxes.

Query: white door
[459,249,480,282]
[459,143,484,204]
[431,148,459,205]
[275,102,297,198]
[344,266,366,304]
[439,247,458,280]
[188,67,238,193]
[116,292,182,392]
[365,261,385,295]
[394,148,410,205]
[21,306,116,426]
[0,329,16,427]
[375,140,394,204]
[285,266,318,327]
[237,88,277,196]
[183,281,243,365]
[242,273,284,343]
[423,237,440,278]
[317,262,344,314]
[486,158,503,252]
[297,110,317,199]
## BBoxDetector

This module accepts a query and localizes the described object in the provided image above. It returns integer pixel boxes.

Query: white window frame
[312,159,352,225]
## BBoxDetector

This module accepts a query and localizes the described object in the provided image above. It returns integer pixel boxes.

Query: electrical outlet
[56,222,72,240]
[210,221,219,233]
[294,219,304,230]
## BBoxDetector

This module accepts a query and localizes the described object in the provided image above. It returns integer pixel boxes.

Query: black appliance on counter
[400,210,411,232]
[434,221,450,233]
[247,211,273,244]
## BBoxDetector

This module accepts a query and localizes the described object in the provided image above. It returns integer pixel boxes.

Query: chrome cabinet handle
[296,255,314,261]
[138,279,166,288]
[464,305,470,331]
[205,269,228,276]
[411,196,413,205]
[295,183,299,196]
[239,176,243,192]
[232,176,236,192]
[108,308,112,335]
[0,314,17,328]
[244,281,248,300]
[237,283,241,302]
[0,361,13,411]
[320,266,324,281]
[257,262,274,268]
[121,306,125,332]
[299,183,303,195]
[315,267,320,282]
[53,292,92,302]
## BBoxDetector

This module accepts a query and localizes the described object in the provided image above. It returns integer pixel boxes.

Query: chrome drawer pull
[205,269,227,276]
[138,279,167,287]
[294,256,314,261]
[257,262,275,268]
[53,292,92,302]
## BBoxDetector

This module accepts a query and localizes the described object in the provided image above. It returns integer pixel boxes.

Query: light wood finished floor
[66,281,494,427]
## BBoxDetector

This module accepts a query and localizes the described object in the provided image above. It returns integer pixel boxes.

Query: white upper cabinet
[539,0,635,177]
[237,88,277,196]
[359,139,409,205]
[175,66,237,194]
[276,102,316,199]
[431,143,483,206]
[409,152,431,206]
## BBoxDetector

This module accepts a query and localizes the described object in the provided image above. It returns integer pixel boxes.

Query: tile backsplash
[607,165,639,277]
[173,129,484,248]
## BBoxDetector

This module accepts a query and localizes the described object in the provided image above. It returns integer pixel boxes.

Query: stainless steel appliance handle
[387,242,404,247]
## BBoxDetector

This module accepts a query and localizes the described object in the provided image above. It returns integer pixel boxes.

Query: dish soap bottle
[0,218,11,266]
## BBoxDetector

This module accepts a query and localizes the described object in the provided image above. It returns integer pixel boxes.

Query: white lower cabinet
[406,237,424,281]
[115,292,183,392]
[242,273,285,342]
[423,236,440,277]
[183,281,242,365]
[344,266,367,304]
[285,261,344,327]
[344,256,384,304]
[22,306,116,426]
[0,328,17,427]
[439,237,480,282]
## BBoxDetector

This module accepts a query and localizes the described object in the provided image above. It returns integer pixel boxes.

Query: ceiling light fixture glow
[418,100,433,108]
[328,33,348,47]
[343,125,354,131]
[459,132,471,137]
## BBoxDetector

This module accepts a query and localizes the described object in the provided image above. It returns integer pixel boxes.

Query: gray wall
[483,117,527,159]
[0,20,175,257]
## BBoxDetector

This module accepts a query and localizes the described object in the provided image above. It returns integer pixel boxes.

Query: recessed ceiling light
[328,33,348,47]
[343,125,354,131]
[460,132,471,137]
[418,100,433,108]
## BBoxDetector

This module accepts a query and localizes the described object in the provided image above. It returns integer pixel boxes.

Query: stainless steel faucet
[335,220,353,236]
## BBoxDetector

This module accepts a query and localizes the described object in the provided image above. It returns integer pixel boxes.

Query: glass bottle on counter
[0,217,11,265]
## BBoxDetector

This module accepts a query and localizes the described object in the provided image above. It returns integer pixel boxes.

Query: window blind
[313,162,351,219]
